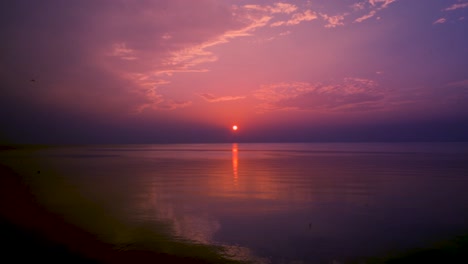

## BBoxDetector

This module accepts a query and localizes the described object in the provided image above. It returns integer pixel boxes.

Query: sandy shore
[0,162,213,263]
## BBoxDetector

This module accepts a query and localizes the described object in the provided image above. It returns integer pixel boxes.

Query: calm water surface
[4,143,468,263]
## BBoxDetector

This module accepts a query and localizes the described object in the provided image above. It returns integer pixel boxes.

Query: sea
[2,142,468,263]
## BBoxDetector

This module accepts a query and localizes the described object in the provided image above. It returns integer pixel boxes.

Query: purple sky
[1,0,468,143]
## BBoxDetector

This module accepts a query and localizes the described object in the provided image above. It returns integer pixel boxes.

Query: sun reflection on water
[232,143,238,186]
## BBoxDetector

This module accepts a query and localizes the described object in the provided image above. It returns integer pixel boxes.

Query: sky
[1,0,468,144]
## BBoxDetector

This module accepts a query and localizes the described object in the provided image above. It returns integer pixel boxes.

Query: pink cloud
[320,13,347,28]
[244,3,297,14]
[444,2,468,11]
[352,2,366,11]
[354,0,397,23]
[254,82,312,101]
[254,78,384,112]
[124,76,193,112]
[5,0,466,127]
[271,10,318,27]
[355,10,377,23]
[109,43,137,60]
[108,2,331,113]
[199,93,246,102]
[96,1,281,113]
[136,98,192,112]
[433,18,447,25]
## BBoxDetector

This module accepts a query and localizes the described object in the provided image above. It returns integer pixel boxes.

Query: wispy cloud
[199,93,246,102]
[354,0,398,23]
[165,12,273,72]
[107,1,408,113]
[254,78,385,112]
[436,2,468,25]
[158,100,193,110]
[444,2,468,11]
[109,42,137,60]
[104,2,287,112]
[320,13,347,28]
[244,3,297,14]
[106,2,333,113]
[369,0,397,8]
[355,10,377,23]
[352,2,367,11]
[136,97,192,112]
[126,75,192,112]
[271,10,318,27]
[254,82,312,102]
[433,18,447,25]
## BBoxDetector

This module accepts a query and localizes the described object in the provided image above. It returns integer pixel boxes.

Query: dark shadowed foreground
[0,164,215,264]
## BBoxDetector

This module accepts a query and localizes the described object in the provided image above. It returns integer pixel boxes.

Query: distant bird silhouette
[30,79,36,82]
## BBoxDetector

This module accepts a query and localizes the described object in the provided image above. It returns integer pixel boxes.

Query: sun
[232,125,238,131]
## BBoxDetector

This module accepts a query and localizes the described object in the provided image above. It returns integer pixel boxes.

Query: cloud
[271,10,318,27]
[244,3,297,14]
[254,82,312,102]
[199,93,246,102]
[352,2,367,11]
[124,76,192,112]
[436,2,468,25]
[370,0,397,9]
[1,0,249,115]
[320,13,347,28]
[444,2,468,11]
[433,18,447,24]
[253,78,385,112]
[161,33,172,40]
[4,0,409,118]
[98,1,294,112]
[354,0,398,23]
[104,1,341,112]
[136,98,192,112]
[164,9,273,72]
[109,43,137,60]
[355,10,377,23]
[121,2,328,111]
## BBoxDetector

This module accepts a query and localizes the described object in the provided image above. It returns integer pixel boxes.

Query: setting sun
[232,125,238,131]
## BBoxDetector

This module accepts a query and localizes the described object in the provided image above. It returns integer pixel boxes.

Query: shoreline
[0,163,211,264]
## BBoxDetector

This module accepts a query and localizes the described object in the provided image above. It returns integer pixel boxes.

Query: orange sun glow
[232,125,238,131]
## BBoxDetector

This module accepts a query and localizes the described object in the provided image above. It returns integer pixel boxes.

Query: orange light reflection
[232,143,238,186]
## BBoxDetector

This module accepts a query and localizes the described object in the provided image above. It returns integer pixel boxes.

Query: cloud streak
[109,43,137,60]
[433,18,447,24]
[354,0,398,23]
[444,2,468,11]
[254,78,385,112]
[320,13,347,28]
[271,10,318,27]
[199,93,246,102]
